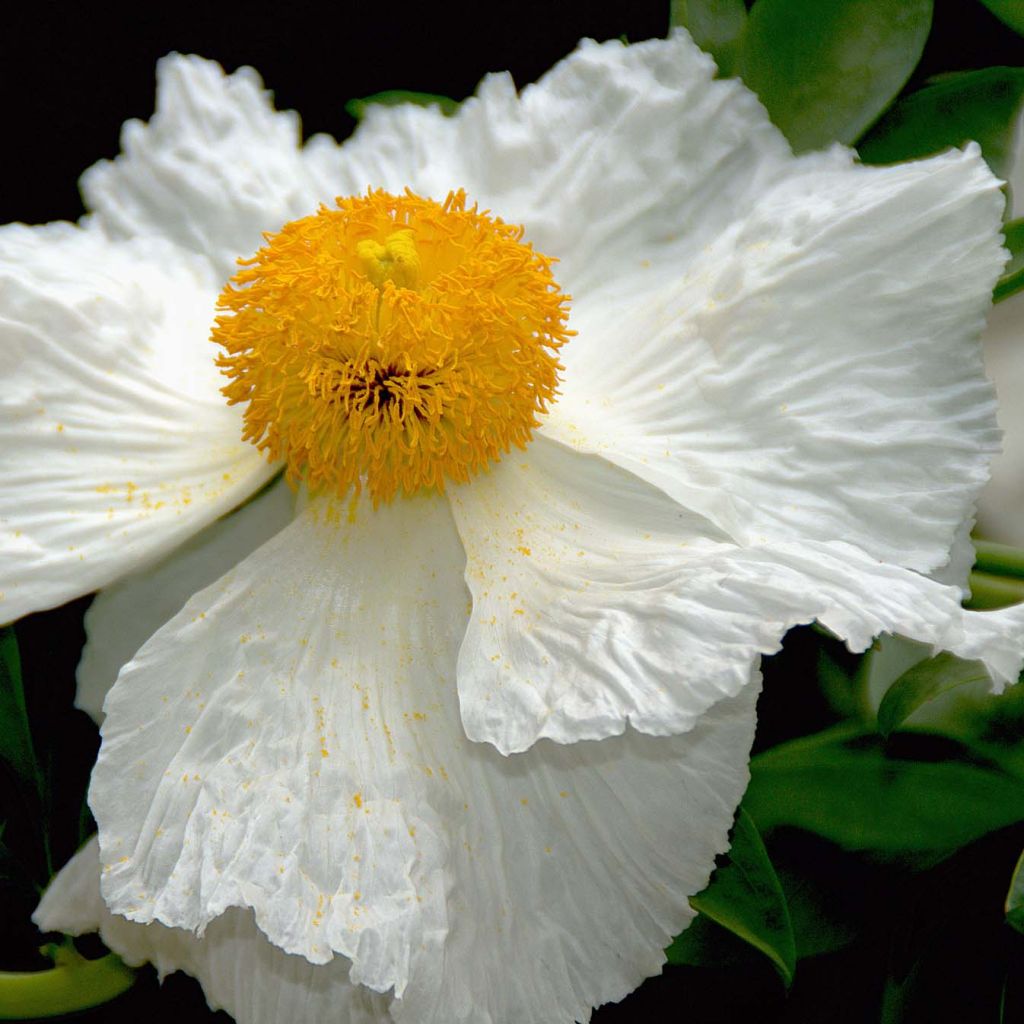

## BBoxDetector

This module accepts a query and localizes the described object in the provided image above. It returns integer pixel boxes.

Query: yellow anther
[213,189,572,503]
[355,229,420,289]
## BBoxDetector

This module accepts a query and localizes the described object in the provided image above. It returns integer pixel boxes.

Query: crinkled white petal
[82,36,790,304]
[76,476,294,723]
[450,437,1024,754]
[307,34,791,300]
[541,143,1005,578]
[82,55,334,279]
[0,223,273,623]
[977,291,1024,545]
[34,838,389,1024]
[90,491,759,1023]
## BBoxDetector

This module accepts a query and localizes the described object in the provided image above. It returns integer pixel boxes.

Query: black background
[2,1,1024,1022]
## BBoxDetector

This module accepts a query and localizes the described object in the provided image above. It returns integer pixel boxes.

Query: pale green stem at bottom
[0,946,134,1020]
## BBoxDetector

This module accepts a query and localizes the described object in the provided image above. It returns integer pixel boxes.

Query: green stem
[966,570,1024,610]
[973,540,1024,581]
[0,948,134,1020]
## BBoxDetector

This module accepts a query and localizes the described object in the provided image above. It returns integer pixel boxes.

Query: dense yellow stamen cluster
[213,189,572,502]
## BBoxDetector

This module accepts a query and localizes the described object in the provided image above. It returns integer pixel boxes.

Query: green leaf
[979,0,1024,36]
[669,0,748,76]
[664,911,765,970]
[736,0,932,151]
[996,218,1024,303]
[744,726,1024,856]
[877,653,990,738]
[858,67,1024,180]
[345,91,459,121]
[1006,848,1024,934]
[0,628,41,803]
[668,810,796,986]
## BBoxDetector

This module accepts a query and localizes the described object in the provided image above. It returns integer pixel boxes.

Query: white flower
[8,31,1022,1024]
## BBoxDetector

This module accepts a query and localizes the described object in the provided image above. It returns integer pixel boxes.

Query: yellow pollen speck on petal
[212,189,572,503]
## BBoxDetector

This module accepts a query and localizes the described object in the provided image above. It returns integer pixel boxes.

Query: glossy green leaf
[0,628,41,802]
[667,810,795,985]
[744,726,1024,855]
[345,91,459,121]
[979,0,1024,36]
[877,653,990,738]
[858,68,1024,180]
[736,0,932,151]
[668,0,748,76]
[996,218,1024,303]
[1006,848,1024,934]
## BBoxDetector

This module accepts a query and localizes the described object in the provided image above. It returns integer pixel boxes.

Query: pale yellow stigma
[213,189,572,503]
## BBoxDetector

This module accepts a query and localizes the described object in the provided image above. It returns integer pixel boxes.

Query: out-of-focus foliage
[744,727,1024,858]
[667,810,796,986]
[859,67,1024,179]
[675,0,934,150]
[668,0,748,74]
[876,653,991,737]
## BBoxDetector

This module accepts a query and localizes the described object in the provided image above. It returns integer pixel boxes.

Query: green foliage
[735,0,932,151]
[858,68,1024,180]
[744,726,1024,857]
[667,810,796,986]
[876,653,990,737]
[669,0,748,75]
[996,218,1024,303]
[345,91,459,121]
[979,0,1024,36]
[1006,848,1024,934]
[0,629,41,805]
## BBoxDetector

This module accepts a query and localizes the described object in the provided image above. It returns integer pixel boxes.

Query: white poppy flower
[10,30,1024,1024]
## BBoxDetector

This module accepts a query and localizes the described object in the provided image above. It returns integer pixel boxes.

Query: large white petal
[0,223,273,623]
[90,491,759,1023]
[451,437,1024,754]
[34,838,388,1024]
[307,34,790,300]
[542,144,1005,577]
[82,55,331,279]
[76,476,294,723]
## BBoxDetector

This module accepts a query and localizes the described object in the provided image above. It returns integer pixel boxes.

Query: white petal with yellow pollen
[35,838,388,1024]
[89,491,758,1023]
[76,476,294,723]
[81,55,331,279]
[543,144,1005,578]
[451,436,1024,754]
[306,34,790,300]
[0,223,275,623]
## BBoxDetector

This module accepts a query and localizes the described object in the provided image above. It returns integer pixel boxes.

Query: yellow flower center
[213,189,572,503]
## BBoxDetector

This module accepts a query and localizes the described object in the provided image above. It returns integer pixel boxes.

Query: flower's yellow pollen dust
[213,189,573,503]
